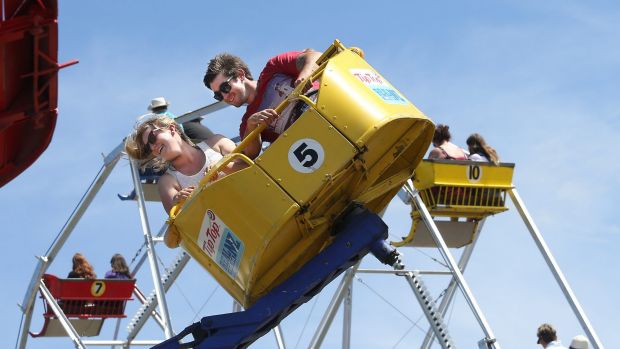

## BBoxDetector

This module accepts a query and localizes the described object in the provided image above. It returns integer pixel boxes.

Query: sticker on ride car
[467,164,483,183]
[197,209,245,278]
[91,280,106,297]
[350,69,408,105]
[288,138,325,173]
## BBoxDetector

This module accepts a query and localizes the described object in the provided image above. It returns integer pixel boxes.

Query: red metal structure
[0,0,77,187]
[30,274,135,337]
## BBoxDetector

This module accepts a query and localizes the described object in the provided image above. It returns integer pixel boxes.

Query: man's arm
[241,109,279,159]
[294,49,322,86]
[208,134,249,173]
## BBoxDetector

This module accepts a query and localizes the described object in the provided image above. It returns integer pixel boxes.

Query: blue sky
[3,1,619,348]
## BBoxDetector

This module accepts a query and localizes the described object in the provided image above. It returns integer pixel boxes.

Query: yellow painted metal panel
[168,166,300,307]
[414,160,515,189]
[257,108,357,206]
[164,40,438,306]
[316,49,428,148]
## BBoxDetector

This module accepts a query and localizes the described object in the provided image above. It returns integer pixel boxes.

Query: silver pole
[129,160,173,338]
[308,263,359,349]
[18,148,122,349]
[342,280,353,349]
[111,318,122,349]
[356,269,453,275]
[273,325,287,349]
[233,300,242,313]
[173,101,228,124]
[508,188,604,349]
[421,219,486,349]
[126,252,190,340]
[81,340,163,346]
[412,190,500,348]
[38,280,86,349]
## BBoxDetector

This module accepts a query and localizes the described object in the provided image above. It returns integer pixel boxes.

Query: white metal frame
[18,101,603,348]
[303,180,604,349]
[17,102,242,349]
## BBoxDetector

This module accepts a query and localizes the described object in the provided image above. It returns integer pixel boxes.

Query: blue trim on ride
[152,208,389,349]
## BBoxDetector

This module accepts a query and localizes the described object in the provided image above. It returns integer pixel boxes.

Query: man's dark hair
[203,53,253,89]
[537,323,558,344]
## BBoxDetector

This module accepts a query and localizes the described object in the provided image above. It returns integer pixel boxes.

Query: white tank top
[167,142,223,188]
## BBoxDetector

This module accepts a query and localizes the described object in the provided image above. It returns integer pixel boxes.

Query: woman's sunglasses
[213,76,234,101]
[142,127,160,154]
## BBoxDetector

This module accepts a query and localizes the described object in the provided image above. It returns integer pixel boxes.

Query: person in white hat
[147,96,214,142]
[569,335,589,349]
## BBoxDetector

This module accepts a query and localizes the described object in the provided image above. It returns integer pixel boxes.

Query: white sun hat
[569,335,589,349]
[147,97,170,111]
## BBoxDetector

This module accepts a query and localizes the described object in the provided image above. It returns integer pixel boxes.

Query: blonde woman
[125,115,246,212]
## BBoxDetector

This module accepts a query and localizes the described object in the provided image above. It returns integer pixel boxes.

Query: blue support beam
[153,208,392,349]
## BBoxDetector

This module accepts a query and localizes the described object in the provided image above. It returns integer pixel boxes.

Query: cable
[413,247,449,269]
[354,276,426,332]
[191,286,220,322]
[45,165,106,256]
[155,254,197,315]
[294,293,321,349]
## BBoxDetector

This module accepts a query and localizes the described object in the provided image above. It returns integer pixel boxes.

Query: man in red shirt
[203,49,322,159]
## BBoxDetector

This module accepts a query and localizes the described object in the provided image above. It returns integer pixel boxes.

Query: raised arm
[294,49,322,86]
[240,109,279,159]
[158,173,191,213]
[208,134,251,172]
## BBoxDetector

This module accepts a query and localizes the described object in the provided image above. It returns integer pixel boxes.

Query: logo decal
[350,69,408,105]
[197,209,244,278]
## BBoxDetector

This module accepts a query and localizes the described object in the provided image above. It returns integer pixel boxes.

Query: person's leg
[182,119,214,142]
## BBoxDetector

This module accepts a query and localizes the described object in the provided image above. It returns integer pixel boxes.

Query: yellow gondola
[164,40,435,308]
[392,159,515,248]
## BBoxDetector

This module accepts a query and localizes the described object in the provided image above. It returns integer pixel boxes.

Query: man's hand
[247,109,279,129]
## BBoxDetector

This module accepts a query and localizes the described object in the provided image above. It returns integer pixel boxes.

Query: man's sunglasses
[213,76,234,101]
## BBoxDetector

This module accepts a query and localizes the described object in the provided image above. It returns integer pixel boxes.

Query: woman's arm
[208,134,249,173]
[158,173,189,213]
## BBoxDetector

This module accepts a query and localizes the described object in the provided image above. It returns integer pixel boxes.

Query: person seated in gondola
[105,253,132,279]
[466,133,500,165]
[427,124,468,208]
[124,115,247,213]
[466,133,503,206]
[67,253,97,279]
[202,49,322,159]
[428,124,468,160]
